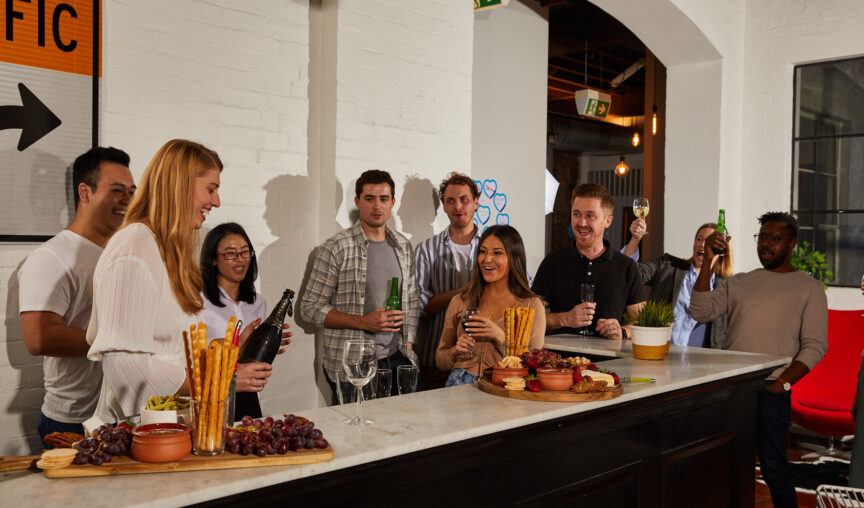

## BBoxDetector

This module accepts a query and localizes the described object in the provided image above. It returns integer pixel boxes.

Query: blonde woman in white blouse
[87,139,224,422]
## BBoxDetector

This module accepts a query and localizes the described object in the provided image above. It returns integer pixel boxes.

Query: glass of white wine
[633,197,650,218]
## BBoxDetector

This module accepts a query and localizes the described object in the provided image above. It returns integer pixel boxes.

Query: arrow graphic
[0,83,62,151]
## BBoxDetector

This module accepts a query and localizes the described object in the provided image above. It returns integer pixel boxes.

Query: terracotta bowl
[131,423,192,463]
[537,369,574,391]
[491,367,529,386]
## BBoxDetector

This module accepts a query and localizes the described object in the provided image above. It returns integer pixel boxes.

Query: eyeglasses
[218,250,254,260]
[753,233,794,245]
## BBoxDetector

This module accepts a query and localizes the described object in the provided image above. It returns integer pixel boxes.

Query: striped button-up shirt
[414,227,480,367]
[299,222,419,381]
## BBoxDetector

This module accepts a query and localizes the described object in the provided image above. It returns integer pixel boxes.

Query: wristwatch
[621,327,628,341]
[776,377,792,392]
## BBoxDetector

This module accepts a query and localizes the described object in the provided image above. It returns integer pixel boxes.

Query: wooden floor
[753,434,851,508]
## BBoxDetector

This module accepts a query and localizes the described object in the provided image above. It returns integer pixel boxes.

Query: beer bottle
[385,277,401,311]
[715,209,728,255]
[239,289,294,364]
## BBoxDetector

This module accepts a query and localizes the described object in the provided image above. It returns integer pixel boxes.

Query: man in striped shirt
[414,172,481,389]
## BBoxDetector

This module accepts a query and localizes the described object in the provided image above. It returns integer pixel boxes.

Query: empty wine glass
[459,306,479,358]
[376,368,392,399]
[580,283,595,336]
[342,339,377,425]
[633,197,650,218]
[397,365,419,395]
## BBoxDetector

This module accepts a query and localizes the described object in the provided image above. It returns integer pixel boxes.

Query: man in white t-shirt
[414,172,480,389]
[19,147,136,443]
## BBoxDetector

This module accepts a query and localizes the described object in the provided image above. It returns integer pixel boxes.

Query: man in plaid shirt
[300,170,419,402]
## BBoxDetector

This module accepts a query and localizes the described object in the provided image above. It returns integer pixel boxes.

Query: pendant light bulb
[652,105,658,136]
[615,156,629,176]
[632,130,640,147]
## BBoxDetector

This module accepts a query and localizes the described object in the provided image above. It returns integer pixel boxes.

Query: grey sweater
[690,268,828,379]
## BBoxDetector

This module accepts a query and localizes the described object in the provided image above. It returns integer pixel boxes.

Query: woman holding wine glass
[623,220,734,348]
[200,222,292,421]
[435,225,545,386]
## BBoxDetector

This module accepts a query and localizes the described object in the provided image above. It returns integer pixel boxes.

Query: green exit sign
[475,0,508,12]
[585,98,610,118]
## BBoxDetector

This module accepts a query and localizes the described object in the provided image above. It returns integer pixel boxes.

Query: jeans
[757,386,797,508]
[326,350,418,403]
[445,368,479,387]
[37,413,85,448]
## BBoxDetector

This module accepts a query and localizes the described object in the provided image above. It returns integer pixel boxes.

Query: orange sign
[0,0,100,76]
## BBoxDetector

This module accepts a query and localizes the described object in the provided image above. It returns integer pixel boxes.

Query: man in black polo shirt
[532,183,644,338]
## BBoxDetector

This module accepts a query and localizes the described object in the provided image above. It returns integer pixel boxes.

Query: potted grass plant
[626,300,676,360]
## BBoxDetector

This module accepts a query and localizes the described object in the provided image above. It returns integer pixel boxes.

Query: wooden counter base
[200,369,768,508]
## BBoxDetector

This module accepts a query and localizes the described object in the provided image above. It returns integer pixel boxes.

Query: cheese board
[43,446,334,478]
[477,377,623,402]
[0,455,40,472]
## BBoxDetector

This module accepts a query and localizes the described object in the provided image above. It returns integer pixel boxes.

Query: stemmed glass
[342,339,377,426]
[579,283,595,336]
[633,197,650,218]
[459,307,479,358]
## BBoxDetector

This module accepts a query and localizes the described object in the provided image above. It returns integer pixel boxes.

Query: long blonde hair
[124,139,223,314]
[687,222,734,277]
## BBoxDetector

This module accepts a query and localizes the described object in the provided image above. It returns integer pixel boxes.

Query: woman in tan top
[436,225,545,386]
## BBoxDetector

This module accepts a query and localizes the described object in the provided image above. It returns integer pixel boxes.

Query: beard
[759,245,790,270]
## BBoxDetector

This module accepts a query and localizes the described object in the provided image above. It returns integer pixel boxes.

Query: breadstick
[515,307,527,346]
[198,344,216,449]
[206,344,222,450]
[503,309,511,357]
[182,331,195,400]
[190,328,203,403]
[520,308,535,354]
[214,341,232,436]
[224,316,237,344]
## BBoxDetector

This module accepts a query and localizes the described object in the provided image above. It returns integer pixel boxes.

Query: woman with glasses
[201,222,287,420]
[623,221,734,348]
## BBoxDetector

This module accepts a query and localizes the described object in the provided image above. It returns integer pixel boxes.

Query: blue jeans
[757,387,797,508]
[37,413,85,448]
[445,368,479,387]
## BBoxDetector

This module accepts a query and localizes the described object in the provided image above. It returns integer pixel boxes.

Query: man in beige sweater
[691,211,827,508]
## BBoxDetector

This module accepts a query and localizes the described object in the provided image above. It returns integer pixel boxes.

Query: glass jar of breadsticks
[503,306,536,357]
[183,319,240,455]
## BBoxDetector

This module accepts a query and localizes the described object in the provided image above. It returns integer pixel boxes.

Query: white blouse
[201,286,266,343]
[87,223,200,422]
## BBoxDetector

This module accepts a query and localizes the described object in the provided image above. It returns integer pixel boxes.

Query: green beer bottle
[385,277,401,311]
[715,209,728,255]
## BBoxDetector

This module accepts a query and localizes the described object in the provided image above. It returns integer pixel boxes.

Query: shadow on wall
[0,149,70,236]
[260,174,342,405]
[4,260,46,454]
[398,176,439,243]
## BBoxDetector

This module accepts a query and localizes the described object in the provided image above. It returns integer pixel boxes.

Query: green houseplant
[790,241,833,289]
[626,300,675,328]
[626,300,676,360]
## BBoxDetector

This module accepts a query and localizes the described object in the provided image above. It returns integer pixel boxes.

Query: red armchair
[791,309,864,455]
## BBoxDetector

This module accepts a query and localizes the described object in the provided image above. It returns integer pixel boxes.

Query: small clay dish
[492,367,529,386]
[537,369,574,391]
[131,423,192,463]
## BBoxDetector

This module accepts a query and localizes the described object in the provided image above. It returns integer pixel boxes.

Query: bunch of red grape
[73,424,132,465]
[521,348,562,370]
[225,414,328,457]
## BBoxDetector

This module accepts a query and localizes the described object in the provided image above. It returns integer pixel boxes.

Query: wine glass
[342,339,377,425]
[459,306,480,358]
[633,197,649,218]
[579,283,595,336]
[397,365,419,395]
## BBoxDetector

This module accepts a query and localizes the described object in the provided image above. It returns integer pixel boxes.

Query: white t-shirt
[201,287,266,343]
[450,241,474,281]
[18,230,104,423]
[87,223,200,421]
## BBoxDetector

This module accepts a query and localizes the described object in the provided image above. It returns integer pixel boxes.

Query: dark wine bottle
[239,289,295,364]
[385,277,401,311]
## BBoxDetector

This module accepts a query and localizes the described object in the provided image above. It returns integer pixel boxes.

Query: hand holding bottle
[362,308,403,333]
[236,362,272,392]
[238,319,292,355]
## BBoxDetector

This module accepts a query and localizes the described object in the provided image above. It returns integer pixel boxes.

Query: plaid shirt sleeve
[299,240,340,327]
[403,243,420,344]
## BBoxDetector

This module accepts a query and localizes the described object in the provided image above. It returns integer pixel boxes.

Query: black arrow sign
[0,83,62,151]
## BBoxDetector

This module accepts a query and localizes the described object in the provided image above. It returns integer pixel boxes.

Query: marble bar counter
[1,338,788,507]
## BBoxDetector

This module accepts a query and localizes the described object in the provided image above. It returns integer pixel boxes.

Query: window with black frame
[793,58,864,286]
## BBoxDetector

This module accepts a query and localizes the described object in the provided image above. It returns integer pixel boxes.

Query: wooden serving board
[0,455,40,472]
[478,377,623,402]
[43,446,333,478]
